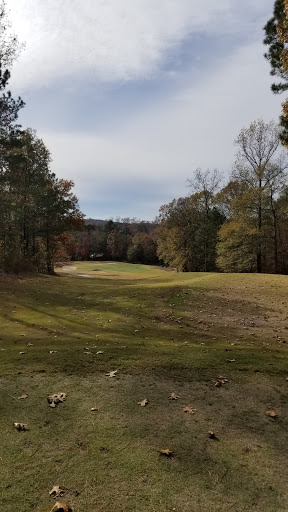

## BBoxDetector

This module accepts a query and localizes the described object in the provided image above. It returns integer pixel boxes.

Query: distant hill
[85,218,158,227]
[85,218,106,225]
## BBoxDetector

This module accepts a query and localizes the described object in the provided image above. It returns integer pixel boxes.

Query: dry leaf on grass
[91,407,100,412]
[226,359,235,363]
[49,486,65,498]
[105,370,118,378]
[19,351,25,355]
[50,502,72,512]
[13,422,28,431]
[159,449,174,457]
[266,410,277,417]
[169,392,180,400]
[47,393,67,408]
[96,351,104,354]
[137,398,148,407]
[18,394,29,400]
[214,376,229,387]
[49,350,57,354]
[183,406,197,414]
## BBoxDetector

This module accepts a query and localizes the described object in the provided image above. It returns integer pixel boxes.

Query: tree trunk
[270,190,279,274]
[257,179,262,273]
[46,228,54,274]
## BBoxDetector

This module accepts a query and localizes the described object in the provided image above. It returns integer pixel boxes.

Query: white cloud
[5,0,282,219]
[9,0,272,90]
[38,39,283,219]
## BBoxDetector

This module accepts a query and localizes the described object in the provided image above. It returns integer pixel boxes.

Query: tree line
[68,219,158,265]
[62,118,288,275]
[157,120,288,274]
[0,1,83,273]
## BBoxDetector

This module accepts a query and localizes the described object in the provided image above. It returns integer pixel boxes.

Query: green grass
[1,263,288,511]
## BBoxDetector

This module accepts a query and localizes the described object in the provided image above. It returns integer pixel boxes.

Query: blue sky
[8,0,284,220]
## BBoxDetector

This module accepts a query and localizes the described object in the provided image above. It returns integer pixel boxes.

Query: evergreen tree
[264,0,288,145]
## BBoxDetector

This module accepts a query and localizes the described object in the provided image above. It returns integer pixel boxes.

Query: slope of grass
[1,263,288,511]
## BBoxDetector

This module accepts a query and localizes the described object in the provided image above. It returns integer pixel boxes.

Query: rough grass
[1,263,288,511]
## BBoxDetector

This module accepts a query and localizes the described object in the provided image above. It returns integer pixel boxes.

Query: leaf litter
[214,376,229,387]
[14,422,28,431]
[183,406,197,414]
[159,449,174,457]
[49,485,65,498]
[47,393,67,408]
[105,370,118,378]
[266,410,277,417]
[137,398,148,407]
[50,502,73,512]
[169,392,180,400]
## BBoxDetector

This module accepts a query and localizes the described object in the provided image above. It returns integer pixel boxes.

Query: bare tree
[186,168,223,271]
[187,168,223,214]
[0,0,23,69]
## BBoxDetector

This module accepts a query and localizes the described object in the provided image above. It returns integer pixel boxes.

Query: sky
[7,0,285,220]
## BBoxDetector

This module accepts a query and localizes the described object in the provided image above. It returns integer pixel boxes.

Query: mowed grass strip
[1,263,288,511]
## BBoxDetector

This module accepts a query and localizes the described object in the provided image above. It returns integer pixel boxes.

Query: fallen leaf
[19,351,25,355]
[49,486,65,498]
[28,343,33,347]
[218,376,229,382]
[183,406,197,414]
[159,449,173,457]
[105,370,118,378]
[169,392,180,400]
[226,359,235,363]
[49,502,72,512]
[266,410,277,417]
[137,398,148,407]
[91,407,100,412]
[214,376,229,387]
[14,422,28,431]
[96,351,104,354]
[47,393,67,407]
[18,394,29,400]
[285,377,288,381]
[49,350,57,354]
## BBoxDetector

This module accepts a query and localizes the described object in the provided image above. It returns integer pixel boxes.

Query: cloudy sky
[8,0,283,220]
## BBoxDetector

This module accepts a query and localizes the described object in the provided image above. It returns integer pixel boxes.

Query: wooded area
[0,1,83,273]
[157,121,288,274]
